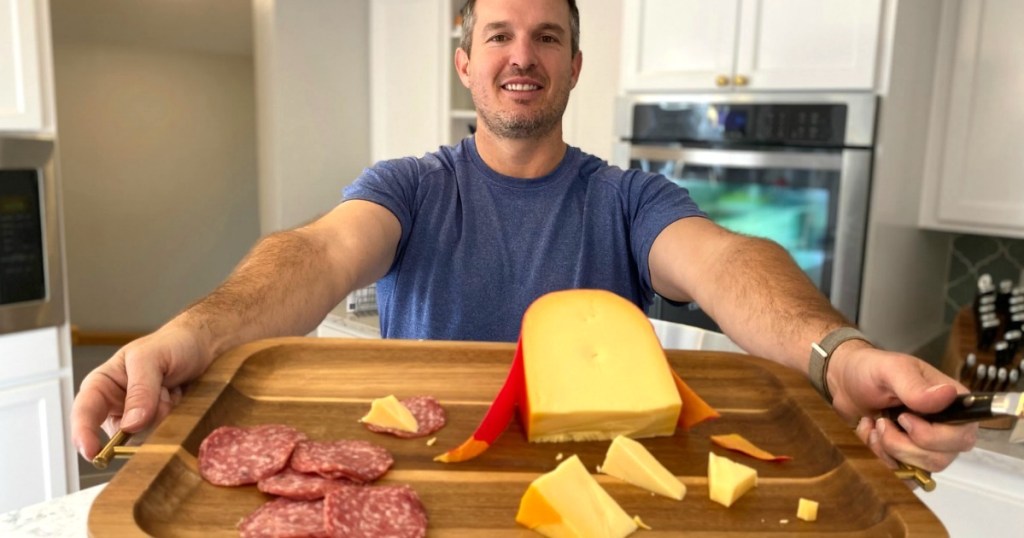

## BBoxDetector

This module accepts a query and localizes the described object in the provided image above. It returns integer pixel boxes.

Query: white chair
[647,318,743,353]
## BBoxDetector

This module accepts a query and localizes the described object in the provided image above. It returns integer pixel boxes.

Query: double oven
[614,94,877,331]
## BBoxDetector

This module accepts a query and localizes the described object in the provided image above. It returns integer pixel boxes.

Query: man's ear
[570,50,582,89]
[455,47,471,88]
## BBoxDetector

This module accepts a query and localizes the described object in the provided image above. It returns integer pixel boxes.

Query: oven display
[0,170,46,305]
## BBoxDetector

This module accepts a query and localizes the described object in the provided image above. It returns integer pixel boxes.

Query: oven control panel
[630,102,851,147]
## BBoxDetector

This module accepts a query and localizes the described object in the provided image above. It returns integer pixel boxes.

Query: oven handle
[628,144,843,171]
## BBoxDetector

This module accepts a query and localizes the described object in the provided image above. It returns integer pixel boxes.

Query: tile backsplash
[945,235,1024,323]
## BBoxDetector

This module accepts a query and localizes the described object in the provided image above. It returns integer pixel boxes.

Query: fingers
[873,416,975,472]
[71,363,127,461]
[120,347,168,434]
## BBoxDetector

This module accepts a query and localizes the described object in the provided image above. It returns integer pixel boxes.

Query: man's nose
[509,38,538,70]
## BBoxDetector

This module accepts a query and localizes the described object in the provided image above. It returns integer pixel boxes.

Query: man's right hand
[71,320,213,461]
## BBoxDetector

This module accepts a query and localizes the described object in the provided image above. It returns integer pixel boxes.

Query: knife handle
[883,393,994,425]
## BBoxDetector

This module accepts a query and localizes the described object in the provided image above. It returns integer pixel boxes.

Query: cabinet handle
[715,75,730,87]
[733,75,749,87]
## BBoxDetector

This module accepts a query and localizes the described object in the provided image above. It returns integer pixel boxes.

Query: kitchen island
[0,484,104,537]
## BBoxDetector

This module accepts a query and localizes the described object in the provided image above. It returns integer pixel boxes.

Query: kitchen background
[3,0,1024,534]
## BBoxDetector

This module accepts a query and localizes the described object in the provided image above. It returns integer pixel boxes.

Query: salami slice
[199,424,307,486]
[238,497,328,538]
[324,484,427,538]
[364,396,447,439]
[290,440,393,483]
[258,468,353,501]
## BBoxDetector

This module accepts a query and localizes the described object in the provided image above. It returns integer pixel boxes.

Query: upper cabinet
[370,0,473,163]
[919,0,1024,238]
[0,0,52,134]
[620,0,884,92]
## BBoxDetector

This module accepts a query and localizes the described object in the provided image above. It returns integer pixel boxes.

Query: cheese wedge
[707,452,757,507]
[522,290,682,442]
[797,498,819,522]
[359,395,418,433]
[516,455,637,538]
[600,435,686,500]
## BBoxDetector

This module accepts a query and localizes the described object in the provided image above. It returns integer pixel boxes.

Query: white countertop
[0,484,105,537]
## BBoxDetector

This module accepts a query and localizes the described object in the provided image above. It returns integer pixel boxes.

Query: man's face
[455,0,582,140]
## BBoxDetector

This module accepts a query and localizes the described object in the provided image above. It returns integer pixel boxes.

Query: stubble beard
[473,74,572,140]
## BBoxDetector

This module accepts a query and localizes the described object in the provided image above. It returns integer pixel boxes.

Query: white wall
[563,0,623,161]
[52,41,260,331]
[253,0,371,233]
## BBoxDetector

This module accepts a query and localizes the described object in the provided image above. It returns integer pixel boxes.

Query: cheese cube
[521,290,682,443]
[359,395,418,433]
[707,452,757,507]
[601,435,686,500]
[797,498,819,522]
[516,455,638,538]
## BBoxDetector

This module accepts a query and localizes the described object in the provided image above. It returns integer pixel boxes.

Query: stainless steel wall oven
[614,93,877,331]
[0,137,65,335]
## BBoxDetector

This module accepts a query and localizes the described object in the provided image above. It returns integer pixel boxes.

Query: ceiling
[49,0,253,56]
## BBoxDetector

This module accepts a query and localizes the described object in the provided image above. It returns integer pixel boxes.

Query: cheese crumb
[779,519,789,524]
[797,497,819,522]
[426,437,437,446]
[633,515,652,530]
[555,452,564,461]
[595,464,602,473]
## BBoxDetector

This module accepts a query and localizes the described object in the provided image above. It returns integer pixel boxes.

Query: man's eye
[487,34,509,42]
[540,35,558,43]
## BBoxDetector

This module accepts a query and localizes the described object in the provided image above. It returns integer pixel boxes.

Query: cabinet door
[370,0,445,162]
[923,0,1024,237]
[0,379,67,513]
[620,0,740,92]
[0,0,43,131]
[735,0,882,90]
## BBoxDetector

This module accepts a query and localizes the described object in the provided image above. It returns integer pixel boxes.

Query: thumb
[120,351,166,433]
[886,359,960,414]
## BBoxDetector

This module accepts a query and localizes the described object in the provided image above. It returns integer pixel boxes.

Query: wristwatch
[809,327,871,404]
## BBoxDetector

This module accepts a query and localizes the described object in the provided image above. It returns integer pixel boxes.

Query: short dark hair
[459,0,580,58]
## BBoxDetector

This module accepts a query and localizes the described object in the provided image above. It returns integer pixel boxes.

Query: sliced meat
[364,396,447,439]
[258,468,354,501]
[290,440,394,483]
[238,497,328,538]
[199,424,307,486]
[324,484,427,538]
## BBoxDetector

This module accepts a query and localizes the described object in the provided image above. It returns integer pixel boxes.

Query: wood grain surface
[88,338,946,537]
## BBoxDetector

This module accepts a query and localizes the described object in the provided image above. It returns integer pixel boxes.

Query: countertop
[0,484,105,537]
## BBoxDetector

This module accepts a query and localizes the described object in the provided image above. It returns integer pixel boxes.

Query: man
[72,0,975,481]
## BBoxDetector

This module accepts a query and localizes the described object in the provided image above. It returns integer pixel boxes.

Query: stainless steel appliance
[614,93,877,331]
[0,137,65,334]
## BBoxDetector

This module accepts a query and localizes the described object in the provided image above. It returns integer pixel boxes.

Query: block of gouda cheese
[516,454,637,538]
[797,498,819,522]
[707,452,757,507]
[521,290,681,443]
[600,435,686,500]
[359,395,418,433]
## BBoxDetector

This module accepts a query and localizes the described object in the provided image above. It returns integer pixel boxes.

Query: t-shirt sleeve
[341,157,422,251]
[622,169,707,295]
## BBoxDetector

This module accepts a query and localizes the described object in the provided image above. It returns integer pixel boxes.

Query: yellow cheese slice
[522,290,682,443]
[600,435,686,500]
[707,452,757,507]
[516,455,638,538]
[797,498,819,522]
[359,395,418,433]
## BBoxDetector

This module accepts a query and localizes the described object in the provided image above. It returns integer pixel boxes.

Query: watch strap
[809,327,871,404]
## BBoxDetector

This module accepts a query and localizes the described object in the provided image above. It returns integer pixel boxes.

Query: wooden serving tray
[88,338,945,536]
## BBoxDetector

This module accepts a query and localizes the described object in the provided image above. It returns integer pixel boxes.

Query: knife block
[941,306,1018,430]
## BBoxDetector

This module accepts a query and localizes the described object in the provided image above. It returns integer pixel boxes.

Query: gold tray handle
[894,460,936,492]
[92,430,138,469]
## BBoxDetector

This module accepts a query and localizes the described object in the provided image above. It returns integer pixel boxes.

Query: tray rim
[87,337,947,537]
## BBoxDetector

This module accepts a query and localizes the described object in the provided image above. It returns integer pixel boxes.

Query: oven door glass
[631,147,843,295]
[0,170,46,305]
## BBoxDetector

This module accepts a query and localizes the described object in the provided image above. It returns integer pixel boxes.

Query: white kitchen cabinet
[0,0,52,133]
[370,0,471,162]
[918,0,1024,238]
[0,327,75,514]
[620,0,884,92]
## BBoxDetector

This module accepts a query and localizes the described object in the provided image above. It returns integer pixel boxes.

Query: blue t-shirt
[342,137,704,342]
